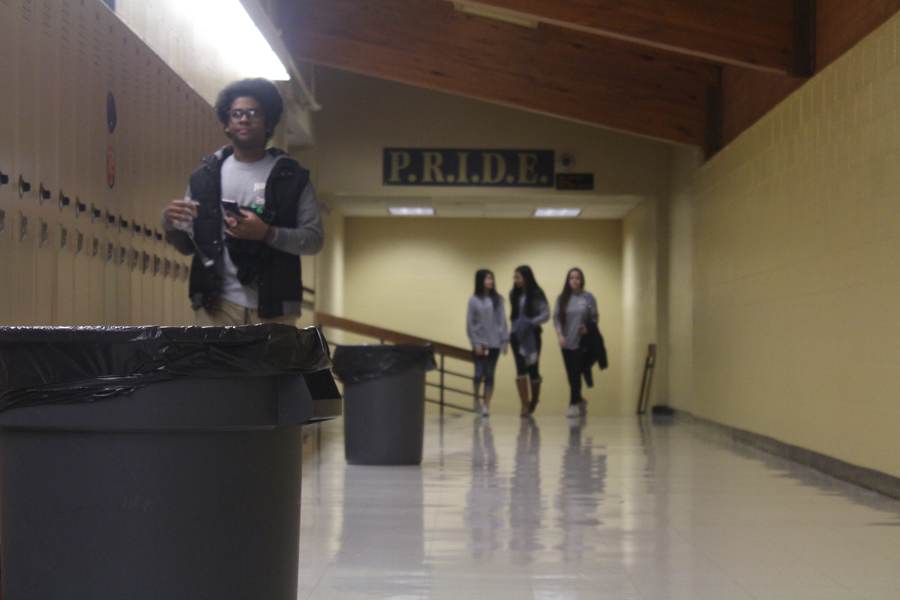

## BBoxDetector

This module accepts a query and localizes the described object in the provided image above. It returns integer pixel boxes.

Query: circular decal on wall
[107,92,117,134]
[107,147,116,189]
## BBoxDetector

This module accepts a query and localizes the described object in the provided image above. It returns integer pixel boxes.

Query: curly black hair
[214,78,283,140]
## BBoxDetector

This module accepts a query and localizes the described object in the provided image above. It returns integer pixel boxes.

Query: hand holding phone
[221,200,242,215]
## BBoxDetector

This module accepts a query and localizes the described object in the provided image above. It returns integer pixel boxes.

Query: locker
[33,0,60,326]
[115,239,131,325]
[103,238,116,325]
[152,248,164,325]
[88,233,105,324]
[129,232,143,324]
[15,0,41,325]
[0,0,18,325]
[54,224,74,324]
[15,212,37,325]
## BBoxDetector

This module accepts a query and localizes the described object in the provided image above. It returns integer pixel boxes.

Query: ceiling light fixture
[389,207,436,216]
[182,0,289,80]
[453,2,538,28]
[534,208,582,217]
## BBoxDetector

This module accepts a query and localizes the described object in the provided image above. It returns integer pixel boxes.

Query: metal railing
[314,312,479,414]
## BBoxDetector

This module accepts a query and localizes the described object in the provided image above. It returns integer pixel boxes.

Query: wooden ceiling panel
[276,0,720,146]
[448,0,793,72]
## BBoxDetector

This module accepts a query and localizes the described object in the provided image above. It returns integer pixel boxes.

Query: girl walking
[467,270,509,416]
[553,268,599,417]
[509,266,550,416]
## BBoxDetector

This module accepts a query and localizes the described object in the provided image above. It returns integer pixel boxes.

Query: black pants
[510,330,542,382]
[562,349,583,406]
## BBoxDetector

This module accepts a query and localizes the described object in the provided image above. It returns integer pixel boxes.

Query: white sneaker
[481,403,490,417]
[578,399,587,416]
[566,404,579,418]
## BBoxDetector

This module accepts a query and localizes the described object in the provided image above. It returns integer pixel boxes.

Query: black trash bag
[0,324,332,411]
[331,344,436,385]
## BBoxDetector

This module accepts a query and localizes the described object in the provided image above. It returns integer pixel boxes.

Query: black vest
[187,147,310,318]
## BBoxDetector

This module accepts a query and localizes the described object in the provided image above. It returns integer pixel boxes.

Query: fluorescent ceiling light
[453,3,538,28]
[389,207,435,216]
[534,208,582,217]
[183,0,289,80]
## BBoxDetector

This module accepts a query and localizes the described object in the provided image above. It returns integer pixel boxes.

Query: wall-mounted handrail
[315,312,472,362]
[315,312,477,413]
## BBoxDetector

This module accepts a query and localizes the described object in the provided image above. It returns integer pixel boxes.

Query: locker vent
[41,0,52,35]
[61,0,71,44]
[21,0,32,22]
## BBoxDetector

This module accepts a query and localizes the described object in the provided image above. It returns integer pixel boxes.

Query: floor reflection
[334,465,426,596]
[509,416,543,562]
[555,417,606,562]
[465,416,504,559]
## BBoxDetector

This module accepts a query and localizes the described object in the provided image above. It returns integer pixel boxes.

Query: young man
[163,78,324,326]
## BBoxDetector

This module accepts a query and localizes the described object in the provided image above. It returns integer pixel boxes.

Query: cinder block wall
[674,12,900,478]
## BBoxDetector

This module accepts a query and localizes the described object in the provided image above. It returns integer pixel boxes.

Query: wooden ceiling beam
[446,0,793,73]
[276,0,720,146]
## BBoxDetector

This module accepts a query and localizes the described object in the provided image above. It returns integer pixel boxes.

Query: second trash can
[332,344,436,465]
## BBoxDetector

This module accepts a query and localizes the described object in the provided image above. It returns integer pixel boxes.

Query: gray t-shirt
[467,294,510,349]
[163,151,324,314]
[553,292,598,349]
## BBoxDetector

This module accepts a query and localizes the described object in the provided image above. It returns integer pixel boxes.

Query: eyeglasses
[228,108,263,121]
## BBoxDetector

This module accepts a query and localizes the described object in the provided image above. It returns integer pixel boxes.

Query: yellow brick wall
[682,13,900,477]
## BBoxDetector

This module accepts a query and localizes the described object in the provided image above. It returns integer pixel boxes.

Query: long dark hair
[474,269,500,310]
[509,265,546,320]
[558,268,585,328]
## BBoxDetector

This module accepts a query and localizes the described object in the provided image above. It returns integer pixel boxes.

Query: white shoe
[566,404,579,418]
[578,399,587,416]
[481,404,490,417]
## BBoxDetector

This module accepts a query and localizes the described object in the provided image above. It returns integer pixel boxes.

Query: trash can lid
[0,325,332,411]
[331,344,436,385]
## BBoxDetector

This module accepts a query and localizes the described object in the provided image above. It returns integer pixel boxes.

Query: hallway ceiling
[274,0,812,152]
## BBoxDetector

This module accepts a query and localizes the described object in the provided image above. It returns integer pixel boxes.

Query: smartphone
[221,200,243,215]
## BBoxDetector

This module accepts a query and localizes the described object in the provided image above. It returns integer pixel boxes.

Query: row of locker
[0,204,195,327]
[0,0,227,326]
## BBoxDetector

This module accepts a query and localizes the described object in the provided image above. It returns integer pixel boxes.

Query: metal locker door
[103,238,116,324]
[88,232,105,324]
[0,0,18,325]
[15,0,40,325]
[33,0,61,326]
[54,223,75,325]
[115,231,132,325]
[129,227,144,324]
[72,228,91,324]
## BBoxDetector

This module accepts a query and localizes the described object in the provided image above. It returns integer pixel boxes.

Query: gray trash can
[0,325,342,600]
[332,344,435,466]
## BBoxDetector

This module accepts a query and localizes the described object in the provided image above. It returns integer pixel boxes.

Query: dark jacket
[187,146,310,318]
[579,321,608,388]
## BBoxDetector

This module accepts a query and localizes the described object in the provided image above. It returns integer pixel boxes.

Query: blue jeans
[473,348,501,391]
[510,330,542,382]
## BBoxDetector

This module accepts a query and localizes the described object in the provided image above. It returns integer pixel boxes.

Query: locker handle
[18,176,31,199]
[144,226,152,238]
[0,210,5,234]
[59,192,71,210]
[120,218,129,230]
[39,185,51,204]
[91,205,102,222]
[106,211,116,226]
[133,223,141,235]
[0,169,8,186]
[75,199,87,214]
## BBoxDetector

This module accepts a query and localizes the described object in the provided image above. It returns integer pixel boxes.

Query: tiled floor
[298,411,900,599]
